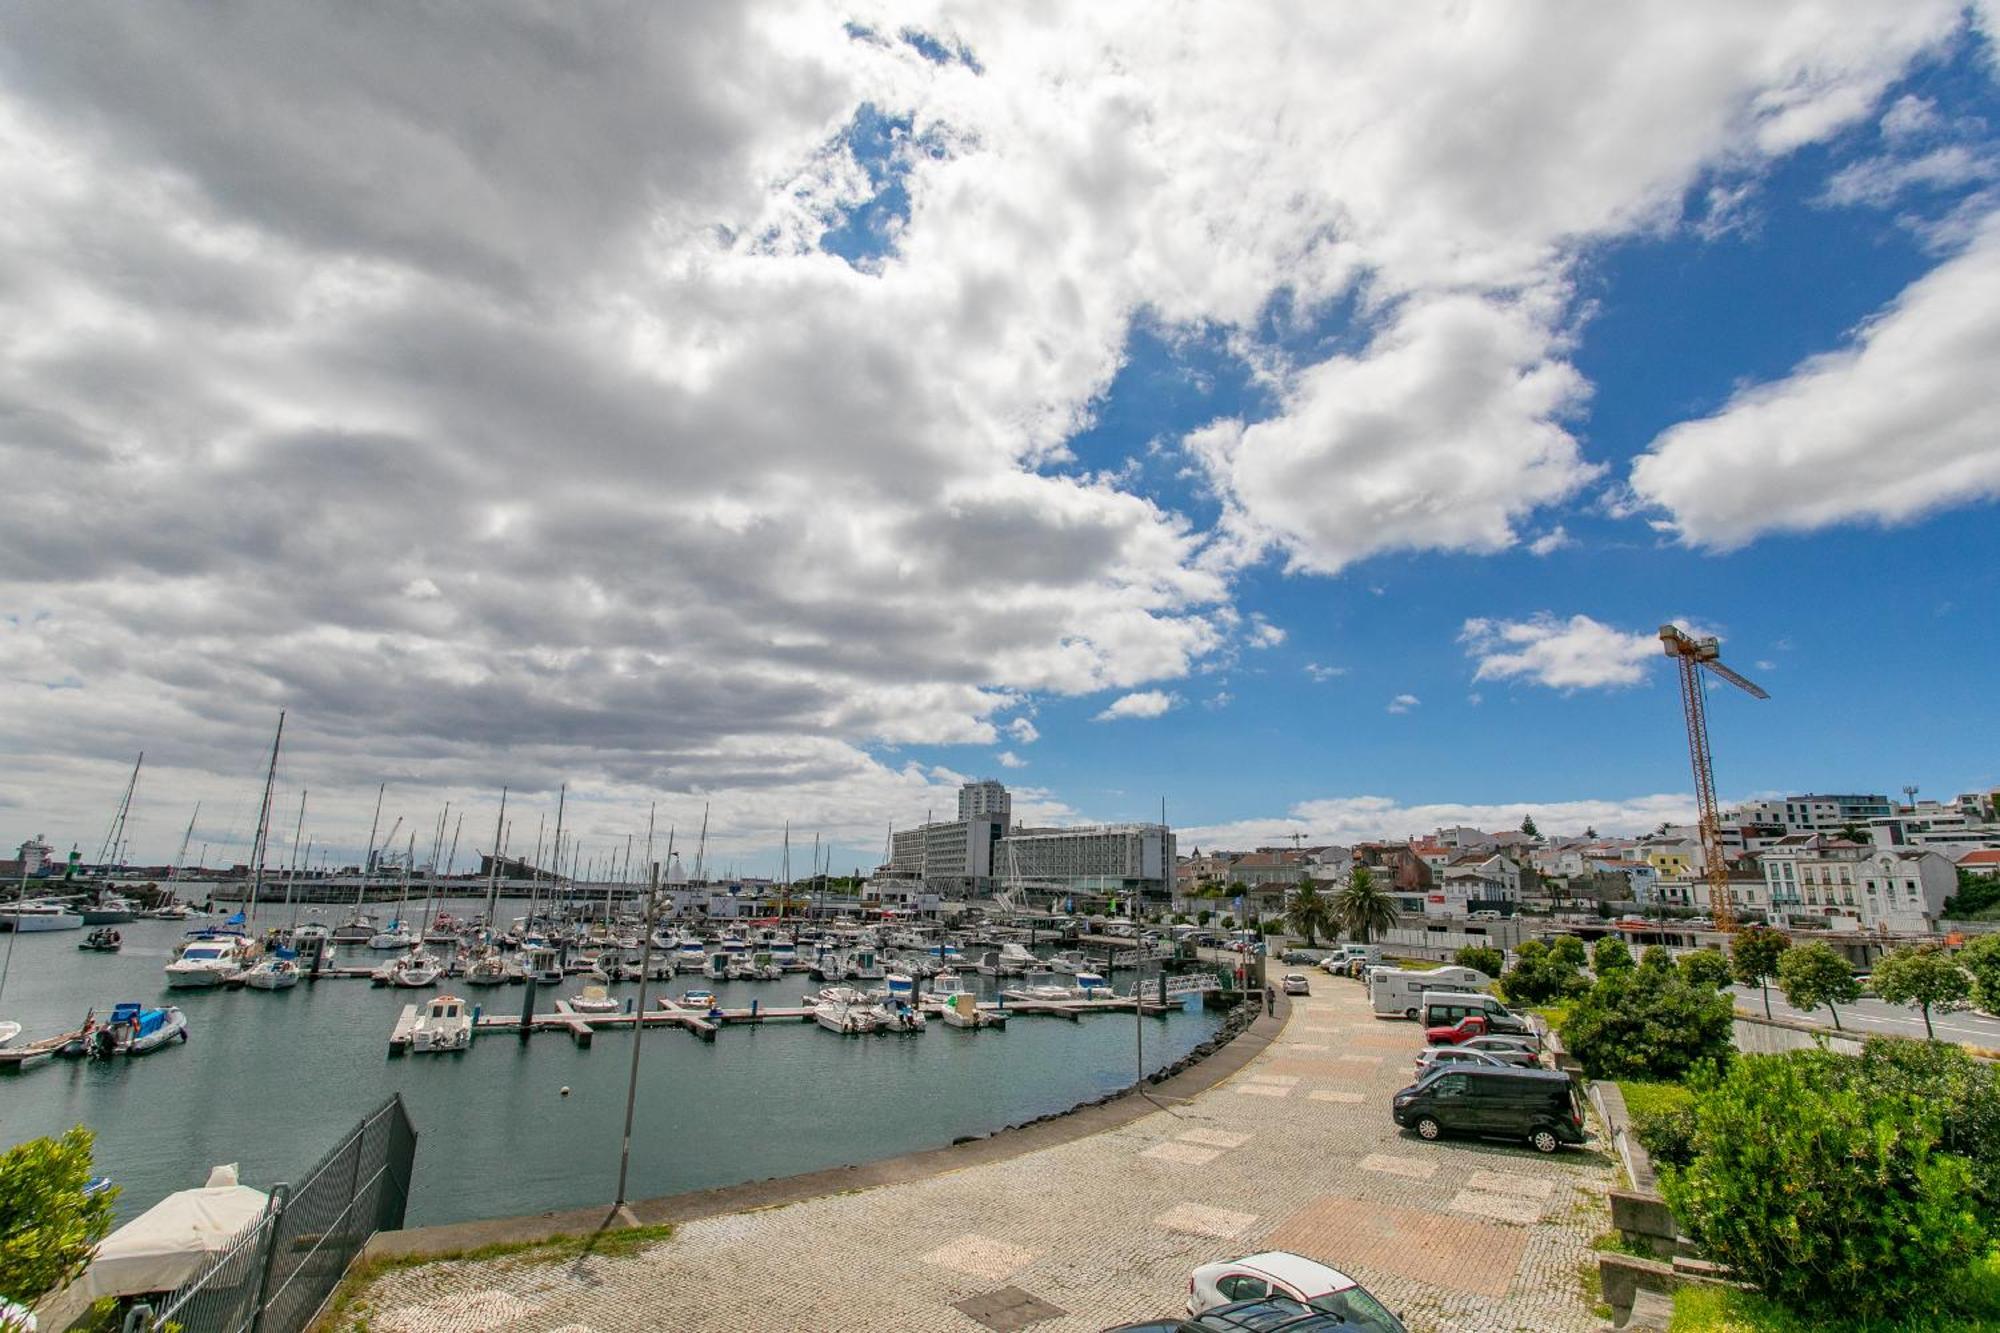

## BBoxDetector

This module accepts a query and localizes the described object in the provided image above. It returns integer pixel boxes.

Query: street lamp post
[615,858,663,1211]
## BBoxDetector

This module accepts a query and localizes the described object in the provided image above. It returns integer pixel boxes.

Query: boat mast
[779,822,790,922]
[527,812,545,932]
[356,783,385,919]
[96,752,143,870]
[245,712,285,923]
[692,803,709,885]
[284,789,308,930]
[399,833,414,941]
[549,783,567,924]
[169,802,200,889]
[419,804,448,938]
[483,787,508,930]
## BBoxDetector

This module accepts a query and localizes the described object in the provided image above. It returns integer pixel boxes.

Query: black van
[1390,1065,1586,1154]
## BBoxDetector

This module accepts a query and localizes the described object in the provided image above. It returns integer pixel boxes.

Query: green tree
[1730,926,1791,1019]
[1678,947,1733,991]
[1960,933,2000,1012]
[1835,821,1871,845]
[1453,945,1504,979]
[1333,866,1398,944]
[1520,814,1540,838]
[1499,938,1589,1005]
[1778,940,1862,1031]
[1873,944,1971,1040]
[1944,868,2000,918]
[1661,1051,1987,1319]
[1549,934,1589,968]
[1591,936,1634,974]
[0,1126,117,1306]
[1284,879,1334,947]
[1560,963,1734,1082]
[1195,909,1212,927]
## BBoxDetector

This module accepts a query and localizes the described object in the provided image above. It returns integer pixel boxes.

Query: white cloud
[1094,689,1181,721]
[1631,214,2000,547]
[1526,526,1572,556]
[1386,693,1420,715]
[1247,616,1286,648]
[996,750,1026,768]
[1005,717,1039,744]
[1881,94,1940,141]
[1178,792,1697,849]
[1203,690,1233,711]
[1303,662,1346,683]
[1460,613,1658,690]
[1822,145,1996,208]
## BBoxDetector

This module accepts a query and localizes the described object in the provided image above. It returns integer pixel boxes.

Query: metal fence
[129,1095,416,1333]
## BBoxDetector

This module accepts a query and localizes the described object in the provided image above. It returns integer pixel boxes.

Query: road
[1729,983,2000,1045]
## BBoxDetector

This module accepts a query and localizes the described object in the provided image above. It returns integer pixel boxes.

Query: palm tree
[1334,866,1399,944]
[1285,878,1335,947]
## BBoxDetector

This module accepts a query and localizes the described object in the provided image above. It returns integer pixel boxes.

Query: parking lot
[348,977,1616,1332]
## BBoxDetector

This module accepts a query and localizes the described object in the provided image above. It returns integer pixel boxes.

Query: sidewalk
[342,981,1613,1332]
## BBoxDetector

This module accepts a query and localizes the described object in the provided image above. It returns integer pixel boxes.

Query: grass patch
[1530,1001,1573,1032]
[1618,1080,1693,1122]
[1391,958,1444,970]
[1669,1249,2000,1331]
[314,1223,675,1330]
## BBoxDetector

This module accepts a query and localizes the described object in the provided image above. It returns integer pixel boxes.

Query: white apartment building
[998,822,1176,900]
[1425,852,1522,917]
[1858,850,1956,933]
[1729,794,1893,832]
[1755,834,1952,932]
[888,814,1003,893]
[958,780,1012,824]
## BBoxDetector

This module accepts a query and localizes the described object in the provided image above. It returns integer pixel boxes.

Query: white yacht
[242,954,301,991]
[1,901,84,933]
[382,951,441,988]
[814,996,883,1035]
[367,921,418,951]
[522,943,564,986]
[164,934,253,988]
[569,984,621,1014]
[462,952,515,986]
[407,994,473,1053]
[0,1020,22,1048]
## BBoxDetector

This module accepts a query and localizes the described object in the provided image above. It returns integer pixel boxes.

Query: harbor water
[0,905,1224,1227]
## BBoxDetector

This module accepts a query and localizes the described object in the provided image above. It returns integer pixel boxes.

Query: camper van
[1369,965,1490,1019]
[1420,991,1531,1036]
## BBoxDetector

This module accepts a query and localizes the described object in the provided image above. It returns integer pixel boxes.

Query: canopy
[36,1182,268,1330]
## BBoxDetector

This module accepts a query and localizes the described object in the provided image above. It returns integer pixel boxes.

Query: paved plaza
[343,983,1614,1332]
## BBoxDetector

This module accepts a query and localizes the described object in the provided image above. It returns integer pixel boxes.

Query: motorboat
[875,998,925,1032]
[1,900,85,933]
[569,985,621,1014]
[79,927,124,953]
[408,994,473,1053]
[846,948,885,981]
[462,952,516,986]
[1048,950,1090,975]
[141,901,195,921]
[164,934,252,988]
[242,953,301,991]
[522,944,564,986]
[675,940,708,973]
[814,996,883,1035]
[877,973,920,1009]
[678,988,718,1010]
[1004,971,1078,1003]
[704,951,731,981]
[0,1020,21,1048]
[330,914,377,944]
[384,951,442,988]
[993,942,1037,975]
[1072,970,1112,998]
[80,896,138,925]
[936,991,1003,1029]
[80,1003,190,1058]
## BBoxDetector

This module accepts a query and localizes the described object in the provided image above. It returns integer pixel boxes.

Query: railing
[128,1095,416,1333]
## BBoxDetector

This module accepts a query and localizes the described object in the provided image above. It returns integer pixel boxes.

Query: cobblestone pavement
[347,983,1613,1332]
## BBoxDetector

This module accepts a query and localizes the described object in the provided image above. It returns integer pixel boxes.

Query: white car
[1281,973,1311,996]
[1187,1252,1405,1329]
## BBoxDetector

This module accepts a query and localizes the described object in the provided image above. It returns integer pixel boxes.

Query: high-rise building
[958,779,1011,825]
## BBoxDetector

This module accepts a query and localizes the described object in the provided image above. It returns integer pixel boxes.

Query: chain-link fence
[128,1095,416,1333]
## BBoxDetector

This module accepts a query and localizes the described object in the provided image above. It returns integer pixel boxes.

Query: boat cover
[35,1183,268,1329]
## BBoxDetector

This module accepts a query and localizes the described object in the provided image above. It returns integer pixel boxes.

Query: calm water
[0,905,1220,1227]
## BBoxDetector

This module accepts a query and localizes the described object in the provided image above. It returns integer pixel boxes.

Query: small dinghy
[79,927,123,953]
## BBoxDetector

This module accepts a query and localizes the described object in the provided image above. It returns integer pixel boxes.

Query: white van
[1370,964,1490,1019]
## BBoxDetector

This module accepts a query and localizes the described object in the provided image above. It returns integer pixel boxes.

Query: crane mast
[1659,626,1768,933]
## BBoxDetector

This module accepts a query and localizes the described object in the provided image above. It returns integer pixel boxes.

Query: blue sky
[5,5,2000,873]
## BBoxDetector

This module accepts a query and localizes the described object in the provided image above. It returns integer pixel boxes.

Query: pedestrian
[1264,982,1276,1016]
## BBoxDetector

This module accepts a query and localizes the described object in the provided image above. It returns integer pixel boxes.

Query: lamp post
[615,856,664,1211]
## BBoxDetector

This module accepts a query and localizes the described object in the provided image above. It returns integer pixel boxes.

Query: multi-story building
[888,812,1003,895]
[1858,850,1956,933]
[997,822,1176,902]
[1728,794,1893,833]
[958,780,1011,824]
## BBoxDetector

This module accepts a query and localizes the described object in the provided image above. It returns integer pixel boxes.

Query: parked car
[1187,1254,1405,1329]
[1391,1066,1588,1154]
[1111,1295,1403,1331]
[1458,1032,1543,1059]
[1281,973,1311,996]
[1416,1040,1536,1072]
[1424,1015,1489,1046]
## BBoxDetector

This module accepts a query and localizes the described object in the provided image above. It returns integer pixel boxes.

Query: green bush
[1662,1052,1988,1319]
[1195,910,1212,926]
[0,1126,117,1305]
[1622,1081,1698,1170]
[1677,948,1732,991]
[1559,964,1733,1082]
[1500,938,1590,1005]
[1550,934,1589,968]
[1453,945,1504,979]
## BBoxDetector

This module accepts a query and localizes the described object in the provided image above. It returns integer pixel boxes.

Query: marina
[0,899,1229,1230]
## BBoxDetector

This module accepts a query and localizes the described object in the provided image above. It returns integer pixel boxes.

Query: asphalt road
[1730,982,2000,1045]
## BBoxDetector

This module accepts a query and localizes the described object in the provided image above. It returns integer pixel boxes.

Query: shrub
[1677,947,1732,990]
[1453,945,1504,979]
[1195,910,1212,926]
[0,1126,117,1305]
[1549,934,1588,968]
[1852,1036,2000,1229]
[1622,1080,1698,1171]
[1592,936,1634,974]
[1560,964,1733,1082]
[1662,1052,1987,1318]
[1500,938,1590,1005]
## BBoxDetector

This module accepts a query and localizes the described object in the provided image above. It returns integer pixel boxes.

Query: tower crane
[1659,625,1768,933]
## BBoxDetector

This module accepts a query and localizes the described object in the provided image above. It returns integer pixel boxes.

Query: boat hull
[2,912,84,933]
[164,966,232,989]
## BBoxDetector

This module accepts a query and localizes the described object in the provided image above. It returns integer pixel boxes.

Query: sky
[4,3,1999,878]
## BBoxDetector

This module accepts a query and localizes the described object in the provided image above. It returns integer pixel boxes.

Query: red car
[1425,1015,1489,1046]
